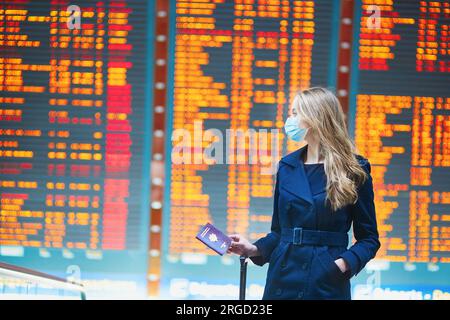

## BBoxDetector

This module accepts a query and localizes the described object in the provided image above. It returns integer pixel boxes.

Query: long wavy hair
[294,87,368,211]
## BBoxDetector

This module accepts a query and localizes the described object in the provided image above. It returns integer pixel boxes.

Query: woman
[227,87,380,300]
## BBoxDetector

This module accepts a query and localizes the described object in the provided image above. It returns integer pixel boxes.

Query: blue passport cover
[195,223,232,255]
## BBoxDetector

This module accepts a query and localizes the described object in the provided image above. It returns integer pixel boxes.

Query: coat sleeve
[249,164,281,266]
[338,158,381,279]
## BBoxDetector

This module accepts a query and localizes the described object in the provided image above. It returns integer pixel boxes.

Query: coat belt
[280,227,348,247]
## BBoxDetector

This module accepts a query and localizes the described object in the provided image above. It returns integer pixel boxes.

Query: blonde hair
[294,87,368,211]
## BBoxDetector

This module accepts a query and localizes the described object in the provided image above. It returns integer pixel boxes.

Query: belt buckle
[293,227,303,245]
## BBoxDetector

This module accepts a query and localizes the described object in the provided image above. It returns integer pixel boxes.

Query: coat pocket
[317,249,347,283]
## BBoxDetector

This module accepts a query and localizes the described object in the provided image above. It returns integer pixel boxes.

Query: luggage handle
[239,255,247,300]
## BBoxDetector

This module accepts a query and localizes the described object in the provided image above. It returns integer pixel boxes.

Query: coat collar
[280,144,308,167]
[279,145,314,205]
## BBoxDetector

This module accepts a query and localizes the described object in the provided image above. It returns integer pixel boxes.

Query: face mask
[284,116,309,142]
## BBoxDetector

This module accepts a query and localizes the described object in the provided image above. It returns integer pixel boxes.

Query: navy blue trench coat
[250,145,380,300]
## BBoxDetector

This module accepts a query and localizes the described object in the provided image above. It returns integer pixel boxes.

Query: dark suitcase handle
[239,255,247,300]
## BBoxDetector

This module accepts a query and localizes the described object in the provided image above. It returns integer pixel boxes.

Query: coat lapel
[279,145,314,206]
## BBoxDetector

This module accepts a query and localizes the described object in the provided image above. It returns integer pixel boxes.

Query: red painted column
[336,0,355,116]
[147,0,169,298]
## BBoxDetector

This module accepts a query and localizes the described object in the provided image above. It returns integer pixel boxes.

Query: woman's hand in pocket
[334,258,349,274]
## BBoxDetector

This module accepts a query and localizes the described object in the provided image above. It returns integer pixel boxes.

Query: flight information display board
[0,1,152,298]
[350,0,450,265]
[2,0,449,300]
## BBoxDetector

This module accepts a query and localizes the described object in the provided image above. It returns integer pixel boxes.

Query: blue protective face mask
[284,116,309,142]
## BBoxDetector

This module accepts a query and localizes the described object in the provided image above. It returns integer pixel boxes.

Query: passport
[195,222,232,256]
